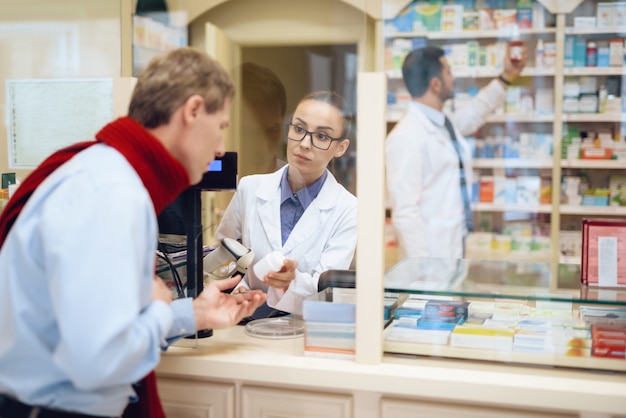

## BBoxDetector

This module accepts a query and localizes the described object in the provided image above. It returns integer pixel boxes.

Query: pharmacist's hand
[193,275,266,330]
[152,275,172,305]
[502,43,528,82]
[264,258,298,291]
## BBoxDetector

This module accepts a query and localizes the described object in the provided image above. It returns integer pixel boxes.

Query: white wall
[0,0,123,176]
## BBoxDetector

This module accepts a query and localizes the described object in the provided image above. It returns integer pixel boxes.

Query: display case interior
[382,256,626,372]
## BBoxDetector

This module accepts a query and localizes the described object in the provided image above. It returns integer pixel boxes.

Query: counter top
[156,326,626,415]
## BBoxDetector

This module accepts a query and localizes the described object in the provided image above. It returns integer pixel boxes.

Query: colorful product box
[592,339,626,358]
[386,321,451,345]
[385,6,414,33]
[463,11,480,30]
[413,2,442,32]
[451,325,514,351]
[516,8,532,29]
[441,4,463,32]
[493,9,517,29]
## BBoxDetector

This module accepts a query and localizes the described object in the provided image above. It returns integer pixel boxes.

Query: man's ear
[183,95,205,123]
[334,139,350,158]
[429,77,441,94]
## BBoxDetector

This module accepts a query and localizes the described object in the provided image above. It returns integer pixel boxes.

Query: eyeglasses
[286,123,343,150]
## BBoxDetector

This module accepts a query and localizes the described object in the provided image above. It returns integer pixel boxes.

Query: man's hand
[193,275,267,330]
[501,43,528,84]
[152,275,173,305]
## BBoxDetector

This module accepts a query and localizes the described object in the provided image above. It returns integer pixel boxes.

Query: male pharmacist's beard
[438,82,454,103]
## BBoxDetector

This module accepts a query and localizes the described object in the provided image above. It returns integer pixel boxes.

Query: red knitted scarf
[0,116,190,418]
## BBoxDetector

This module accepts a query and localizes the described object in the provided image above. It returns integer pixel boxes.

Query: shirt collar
[280,166,327,208]
[411,101,445,128]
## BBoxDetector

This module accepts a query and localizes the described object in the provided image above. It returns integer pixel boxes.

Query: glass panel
[180,0,367,316]
[382,0,558,268]
[384,256,626,306]
[560,0,626,269]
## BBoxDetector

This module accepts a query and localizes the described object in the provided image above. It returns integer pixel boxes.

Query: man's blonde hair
[129,47,235,128]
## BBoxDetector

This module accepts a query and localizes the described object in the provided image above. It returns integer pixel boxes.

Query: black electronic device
[194,151,238,191]
[157,152,238,339]
[157,152,238,238]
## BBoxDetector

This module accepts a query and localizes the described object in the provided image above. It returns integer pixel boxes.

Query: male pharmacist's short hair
[402,46,445,98]
[129,47,235,128]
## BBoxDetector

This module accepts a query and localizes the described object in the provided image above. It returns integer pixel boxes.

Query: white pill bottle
[253,250,285,279]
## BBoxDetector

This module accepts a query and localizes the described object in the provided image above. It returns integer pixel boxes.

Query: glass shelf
[383,257,626,306]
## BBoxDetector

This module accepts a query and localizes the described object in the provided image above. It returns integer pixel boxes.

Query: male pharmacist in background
[0,47,266,418]
[386,44,527,260]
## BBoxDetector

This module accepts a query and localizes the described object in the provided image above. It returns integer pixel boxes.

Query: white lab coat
[216,165,357,315]
[386,79,506,260]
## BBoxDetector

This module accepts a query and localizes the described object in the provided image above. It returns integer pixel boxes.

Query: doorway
[241,44,358,193]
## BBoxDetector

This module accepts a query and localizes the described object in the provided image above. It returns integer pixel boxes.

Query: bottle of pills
[509,26,523,63]
[253,251,285,279]
[586,41,597,67]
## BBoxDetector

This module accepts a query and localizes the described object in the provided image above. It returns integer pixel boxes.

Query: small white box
[597,3,615,27]
[493,176,507,204]
[574,16,596,28]
[516,176,540,205]
[441,5,464,32]
[535,89,554,115]
[563,97,579,113]
[610,38,624,66]
[615,2,626,26]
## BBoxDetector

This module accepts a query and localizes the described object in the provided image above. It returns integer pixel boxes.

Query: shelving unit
[384,0,626,267]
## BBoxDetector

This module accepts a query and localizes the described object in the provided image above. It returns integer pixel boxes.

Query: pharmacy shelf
[559,255,581,265]
[386,28,557,40]
[564,26,626,35]
[563,67,626,76]
[560,205,626,216]
[454,67,555,78]
[386,67,556,80]
[383,339,626,373]
[466,251,552,263]
[472,203,553,213]
[561,159,626,169]
[388,113,555,124]
[486,114,554,123]
[474,158,553,169]
[562,113,625,122]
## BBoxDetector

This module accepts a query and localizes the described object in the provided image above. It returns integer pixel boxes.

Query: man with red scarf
[0,47,266,418]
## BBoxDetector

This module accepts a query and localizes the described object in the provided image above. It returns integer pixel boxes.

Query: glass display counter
[382,257,626,372]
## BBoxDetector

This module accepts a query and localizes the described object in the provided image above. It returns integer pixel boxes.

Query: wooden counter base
[156,326,626,418]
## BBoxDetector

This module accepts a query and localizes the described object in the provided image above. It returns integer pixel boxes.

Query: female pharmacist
[216,91,357,316]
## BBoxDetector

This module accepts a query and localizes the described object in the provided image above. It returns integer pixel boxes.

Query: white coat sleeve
[385,124,430,257]
[451,79,507,137]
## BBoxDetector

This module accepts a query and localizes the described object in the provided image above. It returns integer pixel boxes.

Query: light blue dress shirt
[0,144,195,416]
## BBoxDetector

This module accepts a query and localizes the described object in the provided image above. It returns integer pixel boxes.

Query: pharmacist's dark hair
[402,46,445,98]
